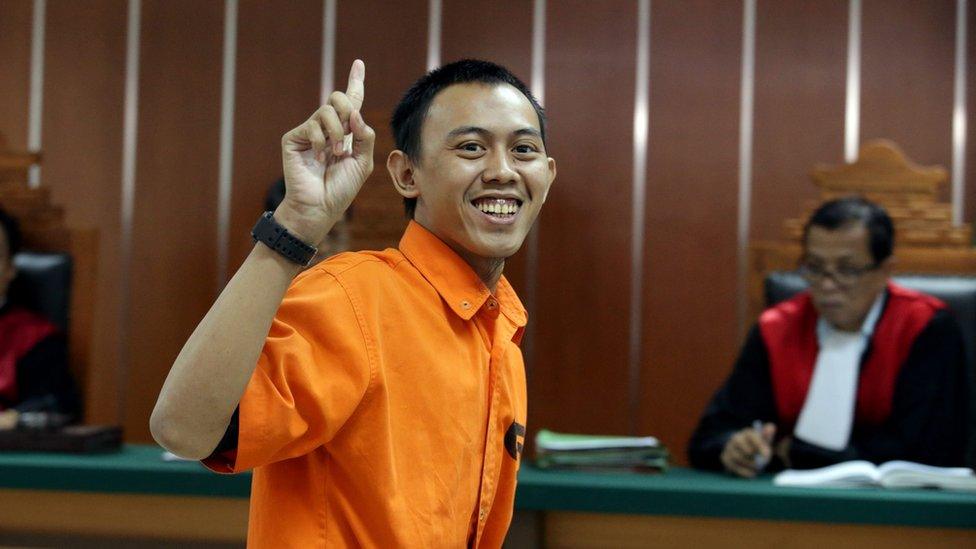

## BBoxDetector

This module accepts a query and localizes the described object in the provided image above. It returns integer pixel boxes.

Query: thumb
[762,423,776,443]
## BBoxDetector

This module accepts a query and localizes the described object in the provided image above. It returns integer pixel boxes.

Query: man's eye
[513,144,538,154]
[459,143,484,153]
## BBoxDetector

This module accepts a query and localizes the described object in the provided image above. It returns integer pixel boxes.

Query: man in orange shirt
[151,58,556,547]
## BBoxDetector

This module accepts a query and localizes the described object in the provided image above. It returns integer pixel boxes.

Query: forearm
[151,242,302,459]
[688,427,733,471]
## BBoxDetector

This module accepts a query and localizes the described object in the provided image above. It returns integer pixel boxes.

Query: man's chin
[467,231,526,257]
[469,241,522,261]
[819,310,858,331]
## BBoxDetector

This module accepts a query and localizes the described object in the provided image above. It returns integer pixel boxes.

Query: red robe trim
[758,282,944,431]
[0,307,58,408]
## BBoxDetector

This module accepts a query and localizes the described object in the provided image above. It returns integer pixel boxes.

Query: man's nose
[818,274,841,292]
[482,149,518,185]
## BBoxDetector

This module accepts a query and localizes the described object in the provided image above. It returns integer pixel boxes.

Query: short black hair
[390,59,546,218]
[0,206,22,261]
[803,196,894,264]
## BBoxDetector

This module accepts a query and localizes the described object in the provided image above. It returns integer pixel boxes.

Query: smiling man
[688,197,969,477]
[151,59,554,548]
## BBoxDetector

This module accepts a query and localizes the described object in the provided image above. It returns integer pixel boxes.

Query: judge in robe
[688,197,969,477]
[0,207,80,429]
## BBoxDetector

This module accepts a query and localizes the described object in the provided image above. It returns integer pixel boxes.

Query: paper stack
[534,429,669,471]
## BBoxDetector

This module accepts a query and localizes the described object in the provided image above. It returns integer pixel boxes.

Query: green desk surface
[1,445,974,528]
[0,444,251,498]
[515,465,976,529]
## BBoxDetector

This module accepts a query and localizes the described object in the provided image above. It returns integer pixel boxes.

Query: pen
[753,419,770,472]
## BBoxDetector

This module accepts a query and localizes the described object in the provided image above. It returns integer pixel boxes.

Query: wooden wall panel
[750,0,847,242]
[531,0,637,437]
[335,0,427,252]
[126,0,224,441]
[0,0,32,150]
[227,0,322,273]
[41,0,126,424]
[440,0,535,306]
[861,0,955,191]
[965,0,976,225]
[441,0,532,75]
[639,0,742,462]
[1,1,967,450]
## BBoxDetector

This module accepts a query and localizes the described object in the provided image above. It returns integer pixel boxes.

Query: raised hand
[277,59,374,246]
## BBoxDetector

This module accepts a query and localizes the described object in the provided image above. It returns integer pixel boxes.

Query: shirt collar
[398,221,527,326]
[817,288,886,341]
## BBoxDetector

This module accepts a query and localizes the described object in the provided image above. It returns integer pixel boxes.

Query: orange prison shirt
[204,221,528,548]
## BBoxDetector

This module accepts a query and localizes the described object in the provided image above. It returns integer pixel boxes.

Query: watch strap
[251,211,317,266]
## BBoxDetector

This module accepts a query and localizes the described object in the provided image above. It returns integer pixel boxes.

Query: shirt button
[461,300,471,309]
[479,509,488,521]
[487,298,497,309]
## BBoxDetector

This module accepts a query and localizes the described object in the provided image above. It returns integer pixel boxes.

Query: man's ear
[542,157,557,202]
[1,263,16,285]
[387,150,420,199]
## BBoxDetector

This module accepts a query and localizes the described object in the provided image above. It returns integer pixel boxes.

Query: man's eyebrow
[446,126,491,140]
[445,126,543,139]
[513,127,542,139]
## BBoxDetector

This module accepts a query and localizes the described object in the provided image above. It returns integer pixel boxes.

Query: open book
[773,460,976,491]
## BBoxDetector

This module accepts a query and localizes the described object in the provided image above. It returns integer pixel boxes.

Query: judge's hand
[775,435,792,468]
[720,422,775,478]
[0,410,17,431]
[276,59,374,246]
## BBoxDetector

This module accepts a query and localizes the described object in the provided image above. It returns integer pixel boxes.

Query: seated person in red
[689,197,969,477]
[0,207,80,428]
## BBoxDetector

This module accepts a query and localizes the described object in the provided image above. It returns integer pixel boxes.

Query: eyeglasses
[797,260,879,287]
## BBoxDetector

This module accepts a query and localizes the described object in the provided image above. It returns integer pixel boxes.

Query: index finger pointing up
[346,59,365,110]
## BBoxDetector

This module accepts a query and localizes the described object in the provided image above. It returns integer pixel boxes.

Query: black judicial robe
[688,283,970,471]
[0,303,80,418]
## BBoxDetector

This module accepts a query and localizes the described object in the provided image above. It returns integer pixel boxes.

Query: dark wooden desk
[1,446,974,547]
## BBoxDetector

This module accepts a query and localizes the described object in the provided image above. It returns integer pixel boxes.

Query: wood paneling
[0,0,33,150]
[0,489,248,541]
[750,0,847,242]
[441,0,536,314]
[441,0,533,76]
[226,0,322,273]
[336,0,427,113]
[531,0,637,438]
[1,0,968,452]
[41,0,127,424]
[861,0,955,195]
[639,0,742,462]
[126,0,224,441]
[966,0,976,225]
[544,512,976,549]
[334,0,427,252]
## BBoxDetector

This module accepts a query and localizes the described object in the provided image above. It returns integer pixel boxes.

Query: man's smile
[470,196,523,224]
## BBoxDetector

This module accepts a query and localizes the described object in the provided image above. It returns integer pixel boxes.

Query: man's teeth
[474,200,520,215]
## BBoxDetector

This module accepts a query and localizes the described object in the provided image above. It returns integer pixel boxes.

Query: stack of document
[535,429,669,471]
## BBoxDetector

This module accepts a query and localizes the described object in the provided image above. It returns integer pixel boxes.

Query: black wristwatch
[251,211,317,266]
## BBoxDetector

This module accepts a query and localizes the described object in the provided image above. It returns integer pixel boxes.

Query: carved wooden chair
[0,135,97,421]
